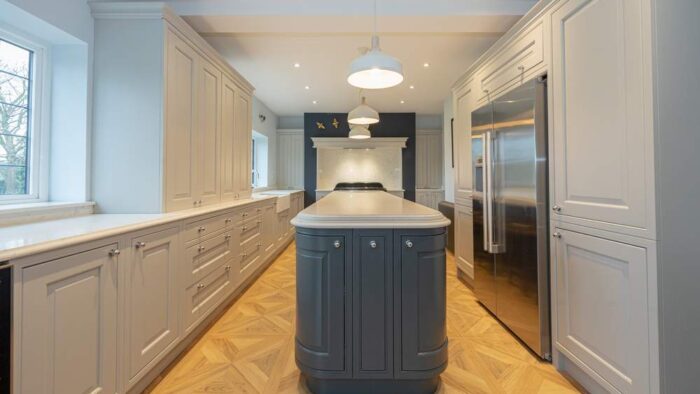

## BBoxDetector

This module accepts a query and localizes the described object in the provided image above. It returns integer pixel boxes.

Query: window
[0,35,42,201]
[251,131,268,188]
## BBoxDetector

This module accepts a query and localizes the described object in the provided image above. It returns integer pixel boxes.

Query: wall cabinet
[550,0,654,238]
[20,244,119,394]
[126,227,180,385]
[92,4,254,213]
[452,83,474,201]
[553,227,655,393]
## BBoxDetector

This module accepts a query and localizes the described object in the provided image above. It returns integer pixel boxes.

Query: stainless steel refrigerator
[471,76,551,359]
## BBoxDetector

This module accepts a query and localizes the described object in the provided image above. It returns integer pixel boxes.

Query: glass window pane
[0,135,27,165]
[0,165,27,195]
[0,39,31,78]
[0,71,29,108]
[0,102,28,136]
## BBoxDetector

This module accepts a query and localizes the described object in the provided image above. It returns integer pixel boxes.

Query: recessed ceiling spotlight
[409,85,415,89]
[312,100,318,104]
[305,86,310,90]
[294,63,301,68]
[400,100,405,104]
[423,62,430,68]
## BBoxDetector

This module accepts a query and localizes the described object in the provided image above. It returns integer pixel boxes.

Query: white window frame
[0,26,49,204]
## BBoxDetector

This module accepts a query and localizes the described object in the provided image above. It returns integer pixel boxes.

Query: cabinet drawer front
[239,217,263,246]
[183,263,234,333]
[477,22,544,102]
[183,212,232,243]
[238,204,263,223]
[238,240,263,277]
[184,230,234,285]
[554,228,653,393]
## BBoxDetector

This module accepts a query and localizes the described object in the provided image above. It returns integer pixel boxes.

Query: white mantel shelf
[312,137,408,149]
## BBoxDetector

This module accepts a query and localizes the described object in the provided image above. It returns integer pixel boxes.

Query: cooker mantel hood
[311,137,408,150]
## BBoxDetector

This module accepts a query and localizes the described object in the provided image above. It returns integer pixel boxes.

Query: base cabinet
[454,201,474,279]
[126,227,180,384]
[295,227,448,391]
[20,244,119,394]
[553,227,656,393]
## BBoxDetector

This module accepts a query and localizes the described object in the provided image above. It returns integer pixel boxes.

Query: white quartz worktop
[291,191,450,229]
[0,192,300,263]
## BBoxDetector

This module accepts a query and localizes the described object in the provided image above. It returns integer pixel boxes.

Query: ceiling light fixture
[294,63,301,68]
[400,100,405,104]
[409,85,415,89]
[305,85,310,90]
[423,62,430,68]
[347,0,403,89]
[312,100,318,104]
[348,124,372,139]
[348,96,379,125]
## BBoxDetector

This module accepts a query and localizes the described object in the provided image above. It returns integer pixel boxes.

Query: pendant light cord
[373,0,377,36]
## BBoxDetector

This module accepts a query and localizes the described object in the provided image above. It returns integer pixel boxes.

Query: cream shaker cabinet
[452,82,474,201]
[92,3,254,213]
[125,227,180,386]
[550,0,655,238]
[20,244,119,394]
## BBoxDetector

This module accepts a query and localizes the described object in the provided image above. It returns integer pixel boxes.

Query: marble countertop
[0,190,304,262]
[291,191,450,229]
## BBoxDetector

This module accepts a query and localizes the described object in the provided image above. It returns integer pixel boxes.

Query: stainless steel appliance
[0,263,11,392]
[471,76,550,359]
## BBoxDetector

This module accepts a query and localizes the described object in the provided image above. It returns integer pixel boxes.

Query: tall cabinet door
[21,244,119,394]
[553,228,654,393]
[453,83,474,200]
[196,58,222,206]
[220,75,237,201]
[551,0,654,235]
[454,202,474,278]
[126,227,180,384]
[234,92,252,199]
[295,232,350,374]
[396,233,448,375]
[164,29,198,211]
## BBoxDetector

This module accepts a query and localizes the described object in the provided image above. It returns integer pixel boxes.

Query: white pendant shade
[347,36,403,90]
[348,97,379,125]
[348,124,372,139]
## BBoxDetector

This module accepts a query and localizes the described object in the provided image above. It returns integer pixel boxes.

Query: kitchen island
[290,191,451,394]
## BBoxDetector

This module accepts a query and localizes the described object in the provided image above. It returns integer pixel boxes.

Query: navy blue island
[291,191,451,394]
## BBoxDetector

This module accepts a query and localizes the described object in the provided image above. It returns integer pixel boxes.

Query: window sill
[0,201,95,227]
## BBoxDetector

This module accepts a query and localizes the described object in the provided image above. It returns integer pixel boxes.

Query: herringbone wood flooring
[148,242,582,393]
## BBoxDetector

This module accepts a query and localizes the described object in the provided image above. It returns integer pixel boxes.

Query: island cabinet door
[395,232,448,375]
[295,232,351,375]
[352,230,393,378]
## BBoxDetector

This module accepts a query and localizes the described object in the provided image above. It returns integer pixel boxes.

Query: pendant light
[348,124,372,140]
[347,0,403,89]
[348,96,379,125]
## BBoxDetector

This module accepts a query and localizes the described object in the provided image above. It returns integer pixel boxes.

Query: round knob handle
[405,240,413,248]
[552,232,562,239]
[198,246,205,252]
[197,226,206,232]
[333,240,341,249]
[242,226,247,232]
[225,235,231,241]
[109,248,121,257]
[135,241,146,249]
[552,205,562,212]
[518,65,525,72]
[224,265,231,272]
[225,218,232,224]
[369,240,377,249]
[197,283,204,290]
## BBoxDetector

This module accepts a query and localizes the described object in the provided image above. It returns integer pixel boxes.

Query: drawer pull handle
[243,213,248,217]
[135,241,146,249]
[109,248,121,257]
[518,65,525,72]
[197,283,204,290]
[198,246,206,252]
[225,235,231,241]
[197,226,206,232]
[242,253,248,258]
[333,240,341,249]
[225,218,232,224]
[369,240,377,249]
[257,220,262,224]
[225,265,231,272]
[242,226,247,232]
[552,232,562,239]
[405,240,413,248]
[552,205,562,212]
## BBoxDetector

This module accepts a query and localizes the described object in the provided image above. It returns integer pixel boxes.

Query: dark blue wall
[304,113,416,206]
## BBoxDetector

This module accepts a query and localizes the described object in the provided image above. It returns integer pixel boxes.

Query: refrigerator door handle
[484,130,495,253]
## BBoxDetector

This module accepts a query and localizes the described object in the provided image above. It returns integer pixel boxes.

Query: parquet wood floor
[149,242,583,394]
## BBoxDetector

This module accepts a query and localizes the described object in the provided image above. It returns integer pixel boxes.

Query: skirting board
[132,234,297,394]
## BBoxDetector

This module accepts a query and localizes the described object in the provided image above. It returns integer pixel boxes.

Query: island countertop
[290,190,450,229]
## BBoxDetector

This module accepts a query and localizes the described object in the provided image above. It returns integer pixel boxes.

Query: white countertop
[0,190,303,262]
[291,191,450,229]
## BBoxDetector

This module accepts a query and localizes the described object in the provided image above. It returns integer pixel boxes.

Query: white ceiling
[163,0,537,116]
